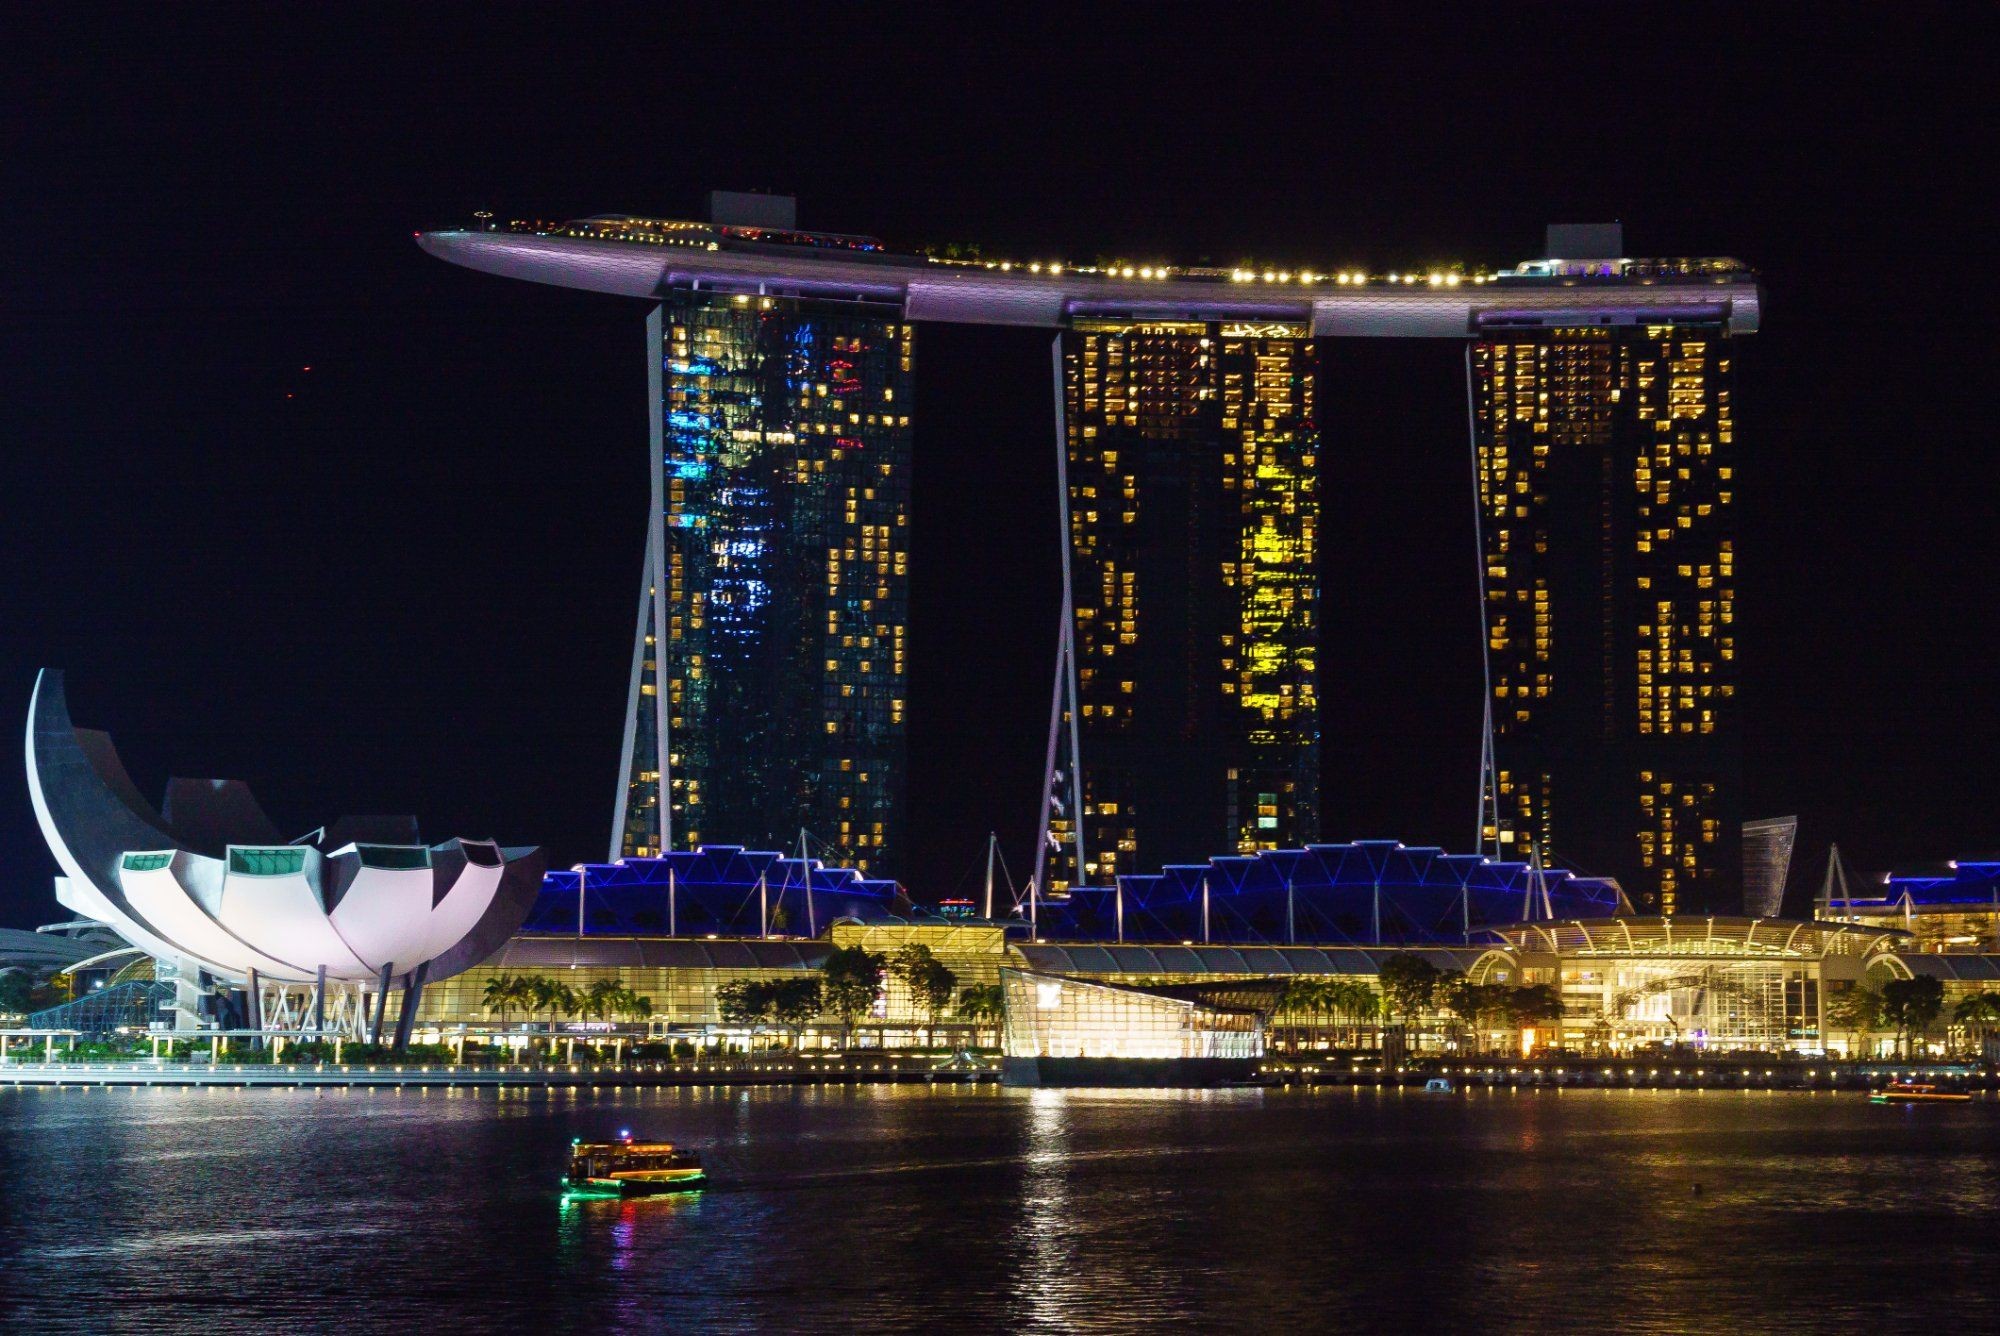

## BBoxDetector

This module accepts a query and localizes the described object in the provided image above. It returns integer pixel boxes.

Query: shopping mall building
[397,846,2000,1061]
[31,667,2000,1060]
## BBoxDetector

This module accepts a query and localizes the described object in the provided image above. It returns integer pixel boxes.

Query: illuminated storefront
[1476,918,1897,1053]
[1000,967,1262,1085]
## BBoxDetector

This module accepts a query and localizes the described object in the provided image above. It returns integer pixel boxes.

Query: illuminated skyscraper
[422,210,1758,906]
[1473,239,1740,914]
[1043,320,1319,891]
[614,290,913,876]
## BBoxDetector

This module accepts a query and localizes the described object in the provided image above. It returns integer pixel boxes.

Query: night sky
[2,6,1986,925]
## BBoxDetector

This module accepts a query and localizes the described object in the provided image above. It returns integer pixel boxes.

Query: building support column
[646,304,674,858]
[1030,330,1088,914]
[1467,344,1501,859]
[371,963,393,1045]
[391,961,429,1053]
[1054,334,1086,890]
[611,539,654,862]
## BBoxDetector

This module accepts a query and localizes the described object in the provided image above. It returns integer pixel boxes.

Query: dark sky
[2,5,1988,924]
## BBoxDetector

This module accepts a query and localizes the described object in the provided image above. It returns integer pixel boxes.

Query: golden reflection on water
[6,1083,2000,1330]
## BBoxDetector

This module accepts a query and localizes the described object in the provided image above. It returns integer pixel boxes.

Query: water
[2,1083,1997,1332]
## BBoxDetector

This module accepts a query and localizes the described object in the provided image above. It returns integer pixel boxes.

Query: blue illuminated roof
[530,845,917,937]
[1832,859,2000,912]
[1030,840,1627,946]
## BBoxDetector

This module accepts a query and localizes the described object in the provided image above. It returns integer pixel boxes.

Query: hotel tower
[613,196,911,876]
[421,208,1757,911]
[1044,321,1319,892]
[1472,225,1741,913]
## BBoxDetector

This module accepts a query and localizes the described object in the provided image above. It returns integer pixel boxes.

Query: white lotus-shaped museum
[25,670,543,987]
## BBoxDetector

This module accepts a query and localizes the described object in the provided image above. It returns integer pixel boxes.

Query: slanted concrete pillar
[372,963,394,1044]
[244,969,263,1048]
[391,962,429,1053]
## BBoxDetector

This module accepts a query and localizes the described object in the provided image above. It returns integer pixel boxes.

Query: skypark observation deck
[417,215,1762,336]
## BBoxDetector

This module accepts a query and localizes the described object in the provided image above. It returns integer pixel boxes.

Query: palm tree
[1294,978,1331,1048]
[1953,992,2000,1057]
[482,975,519,1029]
[620,988,654,1025]
[1274,978,1316,1051]
[1324,980,1374,1048]
[525,976,579,1048]
[955,983,1005,1050]
[581,978,624,1026]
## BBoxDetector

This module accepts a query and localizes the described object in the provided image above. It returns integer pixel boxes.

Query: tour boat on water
[563,1133,707,1196]
[1869,1082,1972,1105]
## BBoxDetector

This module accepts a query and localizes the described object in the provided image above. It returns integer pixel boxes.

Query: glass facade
[622,291,913,876]
[1000,968,1262,1061]
[1741,816,1798,917]
[1556,959,1818,1050]
[1049,320,1319,890]
[1473,320,1740,914]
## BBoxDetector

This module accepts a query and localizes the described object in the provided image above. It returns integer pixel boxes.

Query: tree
[1954,991,2000,1055]
[1377,956,1441,1028]
[1824,983,1884,1057]
[1275,978,1328,1048]
[1435,971,1477,1051]
[889,945,957,1048]
[581,978,625,1025]
[768,977,823,1049]
[717,979,775,1030]
[1293,978,1337,1045]
[621,989,655,1026]
[526,976,578,1042]
[481,974,519,1028]
[955,983,1005,1049]
[821,946,886,1050]
[0,971,35,1017]
[1321,980,1379,1047]
[1880,976,1946,1057]
[1505,984,1565,1050]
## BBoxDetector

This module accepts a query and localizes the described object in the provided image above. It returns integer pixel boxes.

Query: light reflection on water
[2,1084,1998,1332]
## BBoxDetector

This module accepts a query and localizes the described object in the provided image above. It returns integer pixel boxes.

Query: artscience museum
[25,671,544,1044]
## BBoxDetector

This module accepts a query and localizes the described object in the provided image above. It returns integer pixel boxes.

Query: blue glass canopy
[530,846,915,936]
[1037,841,1626,945]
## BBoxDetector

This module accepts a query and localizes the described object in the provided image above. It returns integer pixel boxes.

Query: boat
[1869,1082,1972,1105]
[563,1132,707,1196]
[1424,1077,1457,1093]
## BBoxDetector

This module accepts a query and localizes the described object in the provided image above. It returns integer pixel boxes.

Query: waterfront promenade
[0,1052,1985,1092]
[0,1055,998,1089]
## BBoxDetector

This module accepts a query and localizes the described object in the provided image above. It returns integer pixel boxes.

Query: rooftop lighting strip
[492,220,1747,291]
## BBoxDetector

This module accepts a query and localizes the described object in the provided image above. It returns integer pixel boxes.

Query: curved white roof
[26,670,544,986]
[418,228,1762,337]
